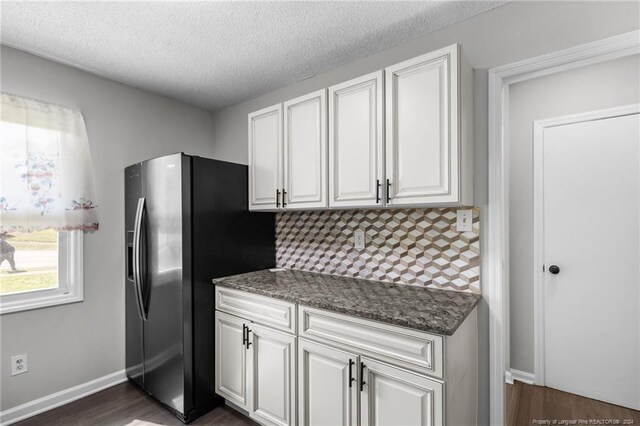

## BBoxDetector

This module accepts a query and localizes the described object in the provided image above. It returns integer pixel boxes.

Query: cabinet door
[283,90,328,209]
[215,311,249,410]
[248,324,296,426]
[360,357,443,426]
[328,71,384,208]
[385,44,460,206]
[249,104,283,211]
[298,338,358,426]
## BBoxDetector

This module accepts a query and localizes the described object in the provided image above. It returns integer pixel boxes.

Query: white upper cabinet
[248,104,283,211]
[328,71,384,208]
[247,43,472,211]
[385,44,472,207]
[283,90,328,210]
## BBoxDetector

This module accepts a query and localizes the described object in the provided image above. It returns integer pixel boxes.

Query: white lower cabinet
[216,294,478,426]
[298,339,359,426]
[215,311,296,426]
[361,357,443,426]
[249,324,296,426]
[298,338,442,426]
[215,311,249,410]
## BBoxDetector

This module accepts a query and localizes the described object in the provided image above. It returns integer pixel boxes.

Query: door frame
[532,104,640,386]
[486,29,639,424]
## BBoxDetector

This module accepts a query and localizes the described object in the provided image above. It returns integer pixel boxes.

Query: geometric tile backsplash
[276,208,480,294]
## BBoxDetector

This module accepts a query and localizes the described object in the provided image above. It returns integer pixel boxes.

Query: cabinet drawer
[298,305,443,378]
[215,287,296,333]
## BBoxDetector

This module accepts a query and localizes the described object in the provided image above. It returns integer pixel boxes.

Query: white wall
[0,45,216,411]
[209,2,640,423]
[508,54,640,374]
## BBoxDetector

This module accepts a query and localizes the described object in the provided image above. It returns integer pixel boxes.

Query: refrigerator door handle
[133,197,147,321]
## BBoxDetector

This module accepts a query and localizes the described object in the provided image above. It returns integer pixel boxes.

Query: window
[1,93,98,314]
[0,230,83,314]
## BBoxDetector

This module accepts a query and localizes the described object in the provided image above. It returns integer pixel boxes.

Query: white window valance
[0,93,99,232]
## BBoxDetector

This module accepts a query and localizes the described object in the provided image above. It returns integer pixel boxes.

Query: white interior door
[248,104,283,211]
[538,106,640,409]
[298,338,358,426]
[328,71,384,208]
[283,90,327,209]
[248,324,296,426]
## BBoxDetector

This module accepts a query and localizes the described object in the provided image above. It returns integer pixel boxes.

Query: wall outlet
[456,209,473,232]
[354,230,366,250]
[11,353,28,376]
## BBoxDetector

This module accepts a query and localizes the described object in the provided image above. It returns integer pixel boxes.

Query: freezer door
[141,154,193,417]
[125,163,144,387]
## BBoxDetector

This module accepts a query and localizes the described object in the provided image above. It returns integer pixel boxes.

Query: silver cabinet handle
[133,197,147,321]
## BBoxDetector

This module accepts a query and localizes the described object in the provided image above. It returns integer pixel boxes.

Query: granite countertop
[212,269,481,336]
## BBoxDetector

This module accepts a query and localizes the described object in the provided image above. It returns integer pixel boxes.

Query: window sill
[0,291,83,315]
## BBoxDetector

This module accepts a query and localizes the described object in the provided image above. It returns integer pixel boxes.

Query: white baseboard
[505,370,514,385]
[0,369,127,425]
[507,369,536,385]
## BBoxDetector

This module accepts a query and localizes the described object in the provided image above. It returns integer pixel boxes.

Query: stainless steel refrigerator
[125,153,274,422]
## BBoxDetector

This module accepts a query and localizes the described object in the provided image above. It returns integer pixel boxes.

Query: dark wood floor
[17,382,256,426]
[506,381,640,425]
[15,379,640,425]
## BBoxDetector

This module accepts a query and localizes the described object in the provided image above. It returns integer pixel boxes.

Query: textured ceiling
[1,1,503,111]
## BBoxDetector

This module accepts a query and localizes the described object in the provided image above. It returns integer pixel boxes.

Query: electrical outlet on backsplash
[275,208,480,294]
